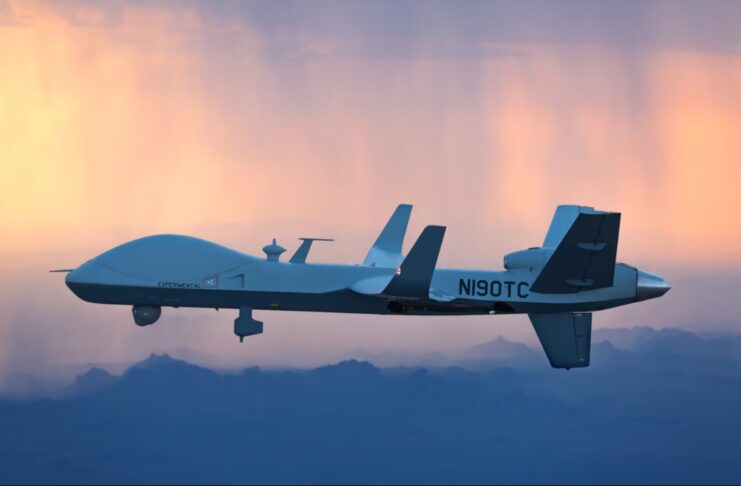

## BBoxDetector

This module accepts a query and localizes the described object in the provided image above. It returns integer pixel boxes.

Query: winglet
[363,204,413,267]
[383,225,446,298]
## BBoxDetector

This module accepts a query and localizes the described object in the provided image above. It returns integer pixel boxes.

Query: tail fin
[530,205,621,294]
[530,312,592,369]
[363,204,413,267]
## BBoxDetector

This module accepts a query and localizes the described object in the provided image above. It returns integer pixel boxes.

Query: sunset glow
[1,1,740,376]
[1,1,740,266]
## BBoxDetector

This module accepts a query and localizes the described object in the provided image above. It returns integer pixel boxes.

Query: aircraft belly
[505,298,635,314]
[72,277,635,317]
[68,282,392,314]
[71,280,498,316]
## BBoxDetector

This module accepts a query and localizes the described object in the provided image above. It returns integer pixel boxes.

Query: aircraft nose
[636,269,671,302]
[65,259,99,293]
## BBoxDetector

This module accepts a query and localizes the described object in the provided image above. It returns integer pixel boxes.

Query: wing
[351,224,446,300]
[383,225,446,299]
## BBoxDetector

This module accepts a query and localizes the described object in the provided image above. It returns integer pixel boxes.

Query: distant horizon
[3,322,741,483]
[3,324,739,398]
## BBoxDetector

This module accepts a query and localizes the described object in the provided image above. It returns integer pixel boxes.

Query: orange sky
[1,1,740,270]
[0,1,740,378]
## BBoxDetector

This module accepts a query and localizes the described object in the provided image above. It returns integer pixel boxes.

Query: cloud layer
[2,327,741,484]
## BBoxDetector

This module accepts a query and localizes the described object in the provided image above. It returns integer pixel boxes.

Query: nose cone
[636,269,671,302]
[65,259,99,298]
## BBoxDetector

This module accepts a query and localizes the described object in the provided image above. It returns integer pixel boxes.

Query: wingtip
[423,224,447,233]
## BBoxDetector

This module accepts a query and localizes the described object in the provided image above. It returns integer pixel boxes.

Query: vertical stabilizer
[363,204,413,267]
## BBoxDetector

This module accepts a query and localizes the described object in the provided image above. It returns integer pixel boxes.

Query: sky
[0,0,740,382]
